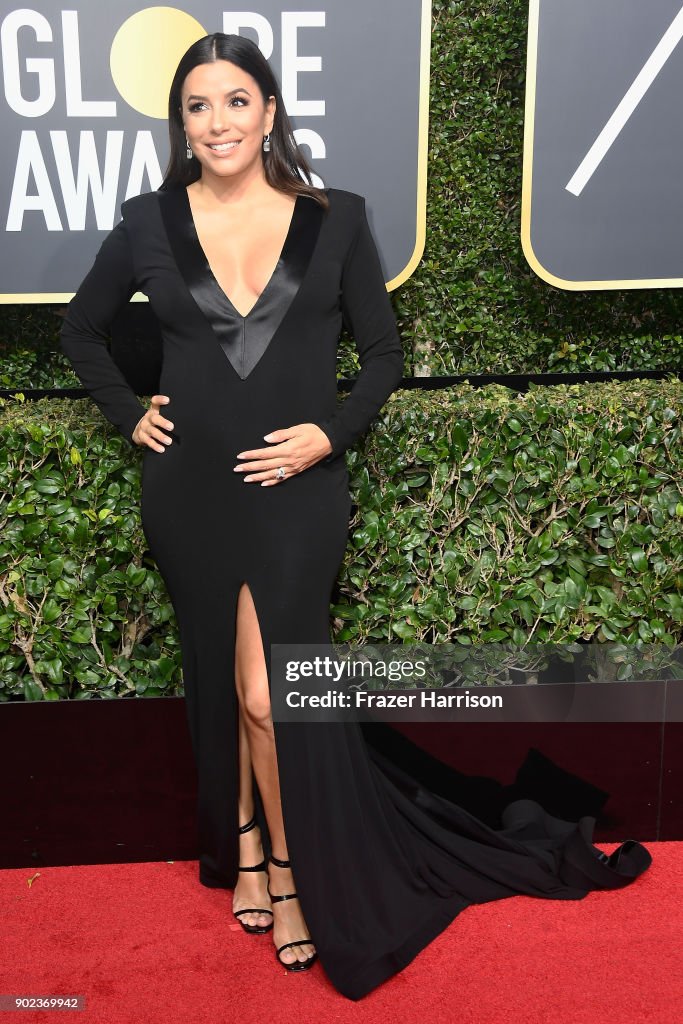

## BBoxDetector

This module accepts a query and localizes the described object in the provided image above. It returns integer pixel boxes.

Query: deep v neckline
[157,183,325,380]
[182,186,301,320]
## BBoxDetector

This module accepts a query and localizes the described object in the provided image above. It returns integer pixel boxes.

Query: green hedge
[0,0,682,386]
[1,378,680,700]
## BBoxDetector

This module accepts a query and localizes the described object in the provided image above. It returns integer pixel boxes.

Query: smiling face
[180,59,275,181]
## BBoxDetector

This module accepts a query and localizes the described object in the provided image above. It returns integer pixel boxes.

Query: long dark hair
[160,32,328,209]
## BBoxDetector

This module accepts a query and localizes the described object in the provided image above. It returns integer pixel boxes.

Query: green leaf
[630,550,649,572]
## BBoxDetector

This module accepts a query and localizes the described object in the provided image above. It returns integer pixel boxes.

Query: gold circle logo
[110,7,206,119]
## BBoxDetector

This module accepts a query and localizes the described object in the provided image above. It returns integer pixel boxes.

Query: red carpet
[2,844,680,1023]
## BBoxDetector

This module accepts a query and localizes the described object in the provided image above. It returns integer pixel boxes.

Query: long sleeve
[314,198,404,461]
[59,213,148,447]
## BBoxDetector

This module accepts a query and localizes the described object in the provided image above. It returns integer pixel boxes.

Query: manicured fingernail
[244,476,252,482]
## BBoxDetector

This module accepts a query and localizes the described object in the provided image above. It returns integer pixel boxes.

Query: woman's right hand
[132,395,174,452]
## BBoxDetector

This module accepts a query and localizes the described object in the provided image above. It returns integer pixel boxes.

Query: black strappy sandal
[232,815,274,935]
[267,853,318,971]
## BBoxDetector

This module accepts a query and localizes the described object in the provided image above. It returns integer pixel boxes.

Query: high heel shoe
[232,815,274,935]
[267,853,318,971]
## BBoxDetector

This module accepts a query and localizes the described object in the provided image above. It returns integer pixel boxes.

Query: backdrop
[0,0,430,300]
[523,0,683,289]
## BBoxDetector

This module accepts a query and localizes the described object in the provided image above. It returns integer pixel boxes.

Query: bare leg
[233,582,316,965]
[230,703,273,931]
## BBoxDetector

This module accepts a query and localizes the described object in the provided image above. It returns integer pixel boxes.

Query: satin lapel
[157,185,324,380]
[243,194,323,378]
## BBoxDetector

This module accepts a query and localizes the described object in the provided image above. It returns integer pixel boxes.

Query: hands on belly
[233,423,333,487]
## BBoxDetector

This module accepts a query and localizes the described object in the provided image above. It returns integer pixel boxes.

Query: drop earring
[262,133,271,153]
[186,136,193,159]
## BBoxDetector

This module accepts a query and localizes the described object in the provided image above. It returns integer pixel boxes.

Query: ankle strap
[269,852,291,868]
[239,815,257,834]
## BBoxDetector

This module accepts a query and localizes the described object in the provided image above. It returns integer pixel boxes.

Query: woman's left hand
[233,423,333,486]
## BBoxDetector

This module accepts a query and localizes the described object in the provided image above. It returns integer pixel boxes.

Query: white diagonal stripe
[566,3,683,196]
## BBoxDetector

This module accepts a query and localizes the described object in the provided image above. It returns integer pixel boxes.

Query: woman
[60,33,652,1001]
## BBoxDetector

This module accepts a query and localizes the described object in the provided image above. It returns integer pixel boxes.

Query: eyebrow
[186,88,251,101]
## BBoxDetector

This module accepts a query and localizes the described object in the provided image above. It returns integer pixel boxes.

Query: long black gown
[60,184,652,1001]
